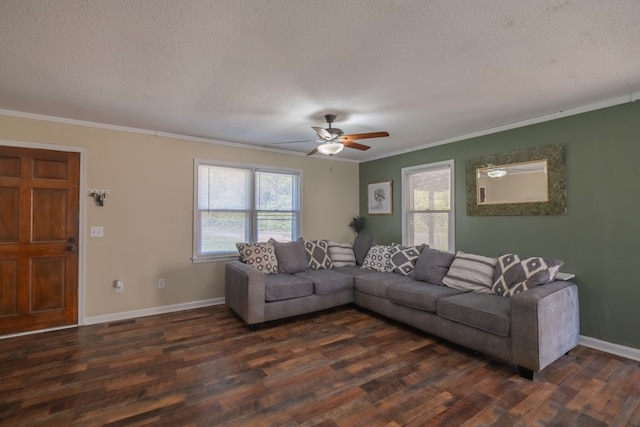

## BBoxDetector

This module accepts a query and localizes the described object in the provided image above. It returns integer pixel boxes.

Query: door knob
[65,245,76,252]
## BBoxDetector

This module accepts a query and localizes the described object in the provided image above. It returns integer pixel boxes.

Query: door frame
[0,139,87,337]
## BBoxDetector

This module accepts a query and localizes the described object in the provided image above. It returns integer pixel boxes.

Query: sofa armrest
[511,281,580,372]
[225,261,266,325]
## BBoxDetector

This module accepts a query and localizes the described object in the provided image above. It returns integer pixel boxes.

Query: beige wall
[0,114,359,318]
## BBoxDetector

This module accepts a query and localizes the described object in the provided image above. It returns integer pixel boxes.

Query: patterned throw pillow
[236,242,278,274]
[362,245,394,272]
[327,242,357,267]
[389,244,427,276]
[492,254,564,297]
[442,251,497,294]
[304,240,334,270]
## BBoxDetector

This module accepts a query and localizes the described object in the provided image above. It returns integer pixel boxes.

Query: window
[194,160,301,261]
[402,160,454,252]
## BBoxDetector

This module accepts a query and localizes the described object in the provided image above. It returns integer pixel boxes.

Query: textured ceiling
[1,0,639,161]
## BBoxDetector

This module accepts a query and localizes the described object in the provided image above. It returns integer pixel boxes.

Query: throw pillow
[442,251,497,294]
[269,238,309,274]
[389,244,427,276]
[304,239,334,270]
[413,248,455,285]
[327,241,357,267]
[362,245,394,272]
[492,254,564,297]
[236,242,278,274]
[353,234,375,266]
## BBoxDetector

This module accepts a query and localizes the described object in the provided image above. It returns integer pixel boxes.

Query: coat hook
[88,189,109,207]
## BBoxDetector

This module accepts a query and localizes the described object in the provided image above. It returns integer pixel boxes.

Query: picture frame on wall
[367,180,393,215]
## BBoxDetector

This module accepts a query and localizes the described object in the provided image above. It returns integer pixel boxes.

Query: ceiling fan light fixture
[317,141,344,156]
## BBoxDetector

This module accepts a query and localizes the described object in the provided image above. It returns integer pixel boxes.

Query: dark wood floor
[0,305,638,426]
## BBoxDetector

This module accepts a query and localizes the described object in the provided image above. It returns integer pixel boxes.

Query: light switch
[90,226,104,237]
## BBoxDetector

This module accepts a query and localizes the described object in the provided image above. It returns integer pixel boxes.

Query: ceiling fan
[278,114,389,156]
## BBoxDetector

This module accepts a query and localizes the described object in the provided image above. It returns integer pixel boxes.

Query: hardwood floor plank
[0,305,638,426]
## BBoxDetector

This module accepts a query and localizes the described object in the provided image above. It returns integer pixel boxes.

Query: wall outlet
[114,280,124,293]
[158,278,165,289]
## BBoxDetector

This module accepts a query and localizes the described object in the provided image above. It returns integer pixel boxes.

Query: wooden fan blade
[306,147,319,156]
[312,126,332,140]
[342,131,389,141]
[343,140,371,151]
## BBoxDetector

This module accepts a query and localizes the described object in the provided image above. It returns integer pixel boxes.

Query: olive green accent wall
[359,101,640,350]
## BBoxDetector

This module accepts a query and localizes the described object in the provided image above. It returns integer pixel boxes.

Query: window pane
[409,169,450,210]
[198,165,251,210]
[200,211,249,254]
[408,212,450,251]
[257,212,296,242]
[256,171,296,210]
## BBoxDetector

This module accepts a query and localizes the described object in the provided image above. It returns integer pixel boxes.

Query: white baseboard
[579,335,640,362]
[83,298,226,326]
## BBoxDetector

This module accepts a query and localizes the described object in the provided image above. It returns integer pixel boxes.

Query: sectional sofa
[224,236,580,379]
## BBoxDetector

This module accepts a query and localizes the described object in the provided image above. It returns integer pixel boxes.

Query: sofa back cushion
[413,248,455,285]
[442,251,497,294]
[492,254,564,297]
[353,234,375,266]
[269,238,309,274]
[236,242,279,274]
[327,241,357,267]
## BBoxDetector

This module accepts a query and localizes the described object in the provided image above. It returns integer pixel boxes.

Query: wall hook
[88,189,109,207]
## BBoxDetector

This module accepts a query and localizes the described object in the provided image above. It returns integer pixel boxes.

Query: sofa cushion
[353,234,375,266]
[492,254,564,297]
[389,244,427,276]
[332,265,366,277]
[236,242,279,274]
[413,248,455,285]
[437,293,511,337]
[327,242,357,267]
[304,239,334,270]
[265,274,313,301]
[362,245,394,272]
[388,282,464,312]
[442,251,497,294]
[269,238,309,274]
[354,271,415,298]
[295,270,354,295]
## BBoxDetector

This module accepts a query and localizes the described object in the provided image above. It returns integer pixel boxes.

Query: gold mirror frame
[466,144,566,216]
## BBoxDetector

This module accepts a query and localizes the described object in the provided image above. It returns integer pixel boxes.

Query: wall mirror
[466,144,566,216]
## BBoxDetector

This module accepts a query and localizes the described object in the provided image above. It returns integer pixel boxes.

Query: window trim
[192,159,302,263]
[401,159,455,252]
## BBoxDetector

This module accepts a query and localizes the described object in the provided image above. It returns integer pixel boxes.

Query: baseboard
[579,335,640,362]
[83,298,226,326]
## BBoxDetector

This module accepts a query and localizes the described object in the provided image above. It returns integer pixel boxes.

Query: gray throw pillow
[269,238,309,274]
[413,247,455,285]
[304,240,333,270]
[442,251,497,294]
[389,244,428,276]
[353,234,375,266]
[492,254,564,297]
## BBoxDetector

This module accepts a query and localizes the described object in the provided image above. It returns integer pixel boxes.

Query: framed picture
[367,180,393,215]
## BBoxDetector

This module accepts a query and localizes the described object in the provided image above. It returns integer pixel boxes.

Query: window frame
[401,159,455,252]
[193,159,302,262]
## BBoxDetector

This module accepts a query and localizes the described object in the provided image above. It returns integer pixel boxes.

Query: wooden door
[0,145,80,335]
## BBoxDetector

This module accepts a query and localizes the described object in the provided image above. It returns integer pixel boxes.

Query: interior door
[0,145,80,335]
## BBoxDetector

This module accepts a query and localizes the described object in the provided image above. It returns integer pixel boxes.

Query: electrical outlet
[114,280,124,293]
[158,278,165,289]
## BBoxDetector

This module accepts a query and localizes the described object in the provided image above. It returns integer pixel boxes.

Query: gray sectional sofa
[225,236,580,379]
